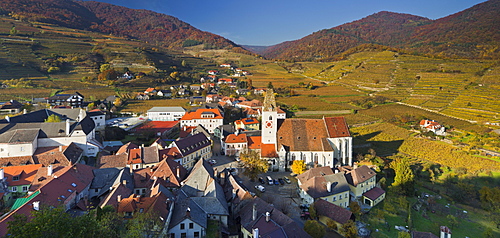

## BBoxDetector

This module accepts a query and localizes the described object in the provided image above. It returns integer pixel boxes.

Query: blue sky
[91,0,487,46]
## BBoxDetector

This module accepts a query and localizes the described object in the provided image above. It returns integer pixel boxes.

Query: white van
[267,176,273,185]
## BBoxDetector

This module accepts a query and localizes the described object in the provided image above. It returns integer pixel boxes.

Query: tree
[326,218,338,231]
[100,63,111,72]
[398,231,411,238]
[391,157,415,196]
[291,160,306,175]
[349,201,362,217]
[240,149,269,181]
[303,220,325,238]
[10,26,18,35]
[114,97,123,107]
[340,220,358,238]
[267,81,274,89]
[447,214,458,229]
[45,114,62,123]
[308,202,317,220]
[98,69,119,81]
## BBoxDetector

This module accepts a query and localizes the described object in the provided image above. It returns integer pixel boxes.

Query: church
[260,89,353,171]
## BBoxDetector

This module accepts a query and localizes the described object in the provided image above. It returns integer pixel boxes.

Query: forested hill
[0,0,244,51]
[262,0,500,61]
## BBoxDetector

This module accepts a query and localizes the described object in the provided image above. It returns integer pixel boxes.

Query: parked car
[278,178,285,185]
[255,185,265,192]
[274,179,279,185]
[258,177,265,184]
[267,176,273,185]
[209,159,217,165]
[284,176,291,184]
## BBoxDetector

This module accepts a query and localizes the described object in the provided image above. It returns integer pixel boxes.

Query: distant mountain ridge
[0,0,244,51]
[262,0,500,61]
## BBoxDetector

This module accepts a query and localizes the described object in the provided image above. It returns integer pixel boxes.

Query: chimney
[33,201,40,211]
[66,119,71,135]
[186,207,191,218]
[5,116,9,123]
[122,180,127,185]
[117,195,122,202]
[252,203,257,221]
[23,109,27,114]
[47,165,53,176]
[176,166,180,179]
[0,169,4,180]
[252,228,259,238]
[327,181,332,192]
[59,145,63,152]
[265,212,270,222]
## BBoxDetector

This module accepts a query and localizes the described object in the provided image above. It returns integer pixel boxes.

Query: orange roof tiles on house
[247,136,262,150]
[180,108,223,120]
[134,168,152,189]
[324,117,351,138]
[343,165,376,187]
[0,156,35,167]
[151,159,187,188]
[261,144,278,158]
[135,121,179,135]
[117,142,139,155]
[98,153,128,168]
[2,164,42,186]
[117,193,170,219]
[145,87,156,93]
[225,134,248,144]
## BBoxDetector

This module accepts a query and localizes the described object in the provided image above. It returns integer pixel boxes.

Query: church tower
[262,88,278,144]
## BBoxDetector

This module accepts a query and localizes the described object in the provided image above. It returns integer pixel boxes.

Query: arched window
[314,154,318,163]
[291,154,296,160]
[268,115,273,120]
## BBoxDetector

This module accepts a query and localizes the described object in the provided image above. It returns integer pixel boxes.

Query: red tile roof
[98,153,128,168]
[277,119,331,152]
[314,199,353,224]
[150,158,187,188]
[344,165,376,187]
[180,108,223,120]
[225,133,248,144]
[324,117,351,138]
[2,164,42,186]
[247,136,262,150]
[363,187,385,200]
[261,144,278,158]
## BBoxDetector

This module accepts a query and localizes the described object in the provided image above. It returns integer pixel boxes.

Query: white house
[147,107,186,121]
[180,109,223,134]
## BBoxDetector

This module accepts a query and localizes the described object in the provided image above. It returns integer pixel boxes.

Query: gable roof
[297,166,334,185]
[173,133,211,157]
[2,164,42,186]
[314,199,353,224]
[343,165,376,187]
[363,187,385,200]
[299,172,350,199]
[324,117,351,137]
[277,119,332,152]
[150,159,187,188]
[98,153,128,168]
[180,108,223,120]
[225,133,248,144]
[98,183,133,208]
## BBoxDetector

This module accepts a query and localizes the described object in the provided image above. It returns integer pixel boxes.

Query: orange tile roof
[2,164,42,186]
[247,136,262,150]
[225,133,248,143]
[151,158,187,187]
[261,144,278,158]
[180,108,223,120]
[324,117,351,137]
[277,119,331,152]
[0,156,35,167]
[98,153,128,168]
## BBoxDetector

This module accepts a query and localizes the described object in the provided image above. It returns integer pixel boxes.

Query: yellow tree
[240,149,269,181]
[45,114,62,123]
[291,160,306,175]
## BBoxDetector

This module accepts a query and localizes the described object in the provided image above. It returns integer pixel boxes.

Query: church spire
[263,88,276,112]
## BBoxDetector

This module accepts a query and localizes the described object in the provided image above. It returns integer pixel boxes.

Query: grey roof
[181,159,214,196]
[168,195,207,230]
[49,109,85,121]
[0,129,39,143]
[191,197,229,216]
[174,133,211,157]
[147,107,186,113]
[300,172,350,199]
[91,168,134,197]
[142,146,159,164]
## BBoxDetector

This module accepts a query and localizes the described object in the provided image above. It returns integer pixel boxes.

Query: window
[13,176,19,181]
[189,223,194,229]
[181,233,186,238]
[11,187,17,192]
[333,196,336,201]
[324,198,328,201]
[194,232,200,238]
[339,195,342,199]
[180,223,185,230]
[23,186,28,192]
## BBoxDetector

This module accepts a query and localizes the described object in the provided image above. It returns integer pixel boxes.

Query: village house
[234,118,260,131]
[0,108,101,158]
[314,199,354,231]
[169,133,212,169]
[0,164,42,206]
[297,167,350,208]
[0,100,23,114]
[87,109,106,131]
[46,92,84,108]
[419,119,446,136]
[157,89,172,98]
[223,132,248,157]
[180,108,223,134]
[147,107,186,121]
[144,87,157,95]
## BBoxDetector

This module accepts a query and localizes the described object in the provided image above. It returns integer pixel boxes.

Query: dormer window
[13,176,19,181]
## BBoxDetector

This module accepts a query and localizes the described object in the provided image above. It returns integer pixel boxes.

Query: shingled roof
[299,172,350,199]
[314,199,353,224]
[277,119,332,152]
[344,165,376,187]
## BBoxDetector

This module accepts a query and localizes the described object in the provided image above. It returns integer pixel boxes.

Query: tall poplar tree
[391,156,415,196]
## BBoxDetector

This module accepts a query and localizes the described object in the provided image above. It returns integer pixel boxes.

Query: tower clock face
[265,120,273,128]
